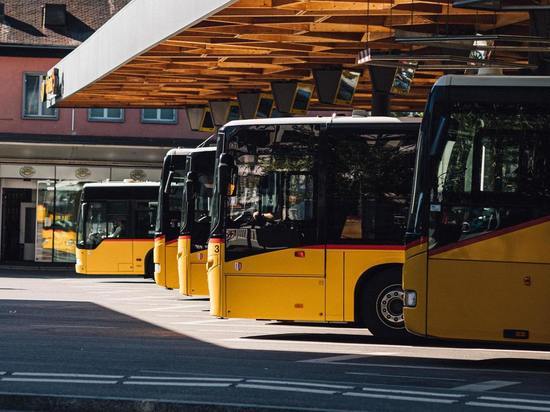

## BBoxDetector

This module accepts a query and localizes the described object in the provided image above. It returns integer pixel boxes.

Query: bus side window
[134,201,156,238]
[326,131,415,244]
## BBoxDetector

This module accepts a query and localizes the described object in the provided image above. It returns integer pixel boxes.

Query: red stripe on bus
[304,244,404,251]
[166,239,178,245]
[102,238,153,242]
[405,236,427,250]
[209,238,224,244]
[429,215,550,256]
[179,235,191,240]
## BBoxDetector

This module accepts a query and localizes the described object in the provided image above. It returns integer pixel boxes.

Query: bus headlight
[155,264,161,273]
[403,290,417,308]
[76,258,81,266]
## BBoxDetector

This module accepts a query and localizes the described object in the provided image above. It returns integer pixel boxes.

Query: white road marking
[480,397,550,406]
[123,381,231,387]
[138,305,203,312]
[300,354,368,363]
[362,387,465,398]
[12,373,124,379]
[246,379,353,390]
[345,371,466,382]
[170,319,235,325]
[237,383,337,395]
[129,376,241,382]
[112,296,169,301]
[454,380,520,392]
[466,402,550,411]
[2,378,117,384]
[343,392,457,404]
[0,372,5,376]
[30,325,117,329]
[298,357,550,376]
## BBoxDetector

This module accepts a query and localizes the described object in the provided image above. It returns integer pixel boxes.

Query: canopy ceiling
[52,0,531,112]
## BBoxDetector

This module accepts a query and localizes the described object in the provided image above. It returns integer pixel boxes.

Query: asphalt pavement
[1,270,549,411]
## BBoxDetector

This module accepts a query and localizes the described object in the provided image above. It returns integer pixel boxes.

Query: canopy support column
[368,66,395,116]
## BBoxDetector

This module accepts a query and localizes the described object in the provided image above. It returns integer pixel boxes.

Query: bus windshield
[156,156,188,236]
[213,124,319,259]
[182,150,215,251]
[78,201,131,248]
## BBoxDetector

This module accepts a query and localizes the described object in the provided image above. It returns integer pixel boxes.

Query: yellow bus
[403,75,550,345]
[177,147,216,296]
[76,182,158,276]
[154,148,192,289]
[207,116,419,337]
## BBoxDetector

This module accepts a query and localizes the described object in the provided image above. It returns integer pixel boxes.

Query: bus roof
[434,75,550,88]
[222,116,419,129]
[165,148,195,157]
[83,182,159,189]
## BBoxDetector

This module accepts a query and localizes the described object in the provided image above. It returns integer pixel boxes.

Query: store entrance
[1,188,35,262]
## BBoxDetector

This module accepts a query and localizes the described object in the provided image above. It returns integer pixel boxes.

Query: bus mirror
[228,173,237,197]
[219,153,237,197]
[164,171,174,194]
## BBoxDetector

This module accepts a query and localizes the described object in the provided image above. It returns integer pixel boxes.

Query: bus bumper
[207,239,224,317]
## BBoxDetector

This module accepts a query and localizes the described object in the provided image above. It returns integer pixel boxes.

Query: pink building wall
[0,56,210,141]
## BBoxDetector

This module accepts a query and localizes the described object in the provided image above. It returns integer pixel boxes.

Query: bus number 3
[214,245,220,253]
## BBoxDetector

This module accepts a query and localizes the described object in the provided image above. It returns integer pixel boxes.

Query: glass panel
[160,109,175,120]
[89,108,104,118]
[35,180,55,262]
[190,151,215,251]
[84,202,107,248]
[24,75,40,116]
[167,170,187,235]
[42,81,56,117]
[83,201,131,248]
[107,108,122,119]
[143,108,157,120]
[53,181,85,262]
[224,125,318,259]
[326,130,417,244]
[134,200,157,238]
[430,102,550,249]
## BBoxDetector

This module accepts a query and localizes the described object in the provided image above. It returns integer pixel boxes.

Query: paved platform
[0,271,549,411]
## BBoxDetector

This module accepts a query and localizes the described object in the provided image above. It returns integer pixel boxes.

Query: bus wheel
[360,266,409,339]
[144,253,154,280]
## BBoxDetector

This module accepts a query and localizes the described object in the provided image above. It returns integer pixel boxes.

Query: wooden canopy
[52,0,531,112]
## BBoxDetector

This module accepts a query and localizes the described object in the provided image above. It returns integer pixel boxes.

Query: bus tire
[144,252,154,280]
[359,266,410,339]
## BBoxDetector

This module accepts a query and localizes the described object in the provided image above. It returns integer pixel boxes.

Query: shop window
[88,108,124,122]
[141,108,177,124]
[23,73,58,119]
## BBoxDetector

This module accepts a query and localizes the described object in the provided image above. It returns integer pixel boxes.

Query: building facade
[0,1,208,264]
